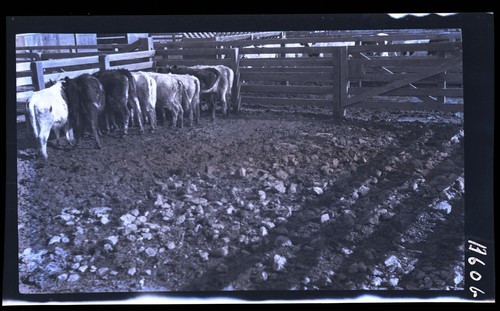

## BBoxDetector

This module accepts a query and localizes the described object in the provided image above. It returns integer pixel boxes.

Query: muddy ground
[16,105,465,293]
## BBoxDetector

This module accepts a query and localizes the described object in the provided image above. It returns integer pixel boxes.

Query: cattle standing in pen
[166,73,201,127]
[26,80,74,160]
[63,74,105,149]
[144,72,185,128]
[94,69,144,136]
[190,65,234,113]
[158,65,224,122]
[132,71,158,132]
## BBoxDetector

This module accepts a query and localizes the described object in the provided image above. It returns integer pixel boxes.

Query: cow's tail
[200,68,221,94]
[177,80,189,111]
[26,99,39,140]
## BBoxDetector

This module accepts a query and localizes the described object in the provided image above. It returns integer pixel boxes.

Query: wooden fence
[16,39,155,116]
[16,30,464,121]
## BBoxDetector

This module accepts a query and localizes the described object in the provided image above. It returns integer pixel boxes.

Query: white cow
[26,81,74,160]
[144,72,184,128]
[132,71,158,132]
[166,73,201,127]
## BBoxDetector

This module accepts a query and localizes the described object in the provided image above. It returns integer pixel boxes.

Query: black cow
[94,69,144,135]
[158,65,223,121]
[63,74,105,149]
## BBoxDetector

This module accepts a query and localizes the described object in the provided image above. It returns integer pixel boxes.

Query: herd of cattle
[26,65,234,160]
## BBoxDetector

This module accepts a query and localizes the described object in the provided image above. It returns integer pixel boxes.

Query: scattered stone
[258,190,267,201]
[371,277,383,286]
[59,213,73,222]
[434,201,452,214]
[145,269,152,276]
[260,226,268,236]
[358,185,370,197]
[167,242,176,250]
[274,236,292,247]
[176,214,186,225]
[187,197,208,207]
[103,244,113,252]
[124,224,138,235]
[389,278,399,286]
[261,221,275,230]
[237,167,247,178]
[107,236,119,245]
[226,206,236,215]
[341,247,353,255]
[128,267,137,276]
[198,251,209,261]
[100,217,110,225]
[384,255,402,272]
[145,247,157,257]
[57,274,68,282]
[312,187,323,195]
[120,214,136,226]
[71,262,80,270]
[273,254,287,271]
[275,170,289,180]
[261,271,268,282]
[49,236,62,245]
[272,181,287,194]
[68,274,80,282]
[98,267,109,276]
[136,216,147,224]
[320,213,330,223]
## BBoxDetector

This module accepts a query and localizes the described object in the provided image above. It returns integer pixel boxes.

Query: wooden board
[16,62,32,72]
[348,42,462,53]
[109,61,154,72]
[241,96,332,107]
[349,86,463,97]
[239,46,335,55]
[16,76,33,87]
[155,59,232,67]
[240,58,333,67]
[240,67,329,73]
[352,58,453,67]
[108,50,156,62]
[354,100,463,112]
[240,71,334,82]
[44,68,100,82]
[155,48,233,56]
[241,85,333,94]
[17,91,33,102]
[41,55,100,69]
[355,72,463,83]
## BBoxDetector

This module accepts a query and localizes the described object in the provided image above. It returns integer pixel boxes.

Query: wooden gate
[342,37,463,113]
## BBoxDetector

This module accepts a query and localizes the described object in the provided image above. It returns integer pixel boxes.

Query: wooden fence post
[332,46,348,120]
[99,54,110,71]
[30,61,45,91]
[139,37,154,51]
[229,47,242,113]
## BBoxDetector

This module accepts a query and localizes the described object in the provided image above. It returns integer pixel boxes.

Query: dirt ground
[16,105,465,293]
